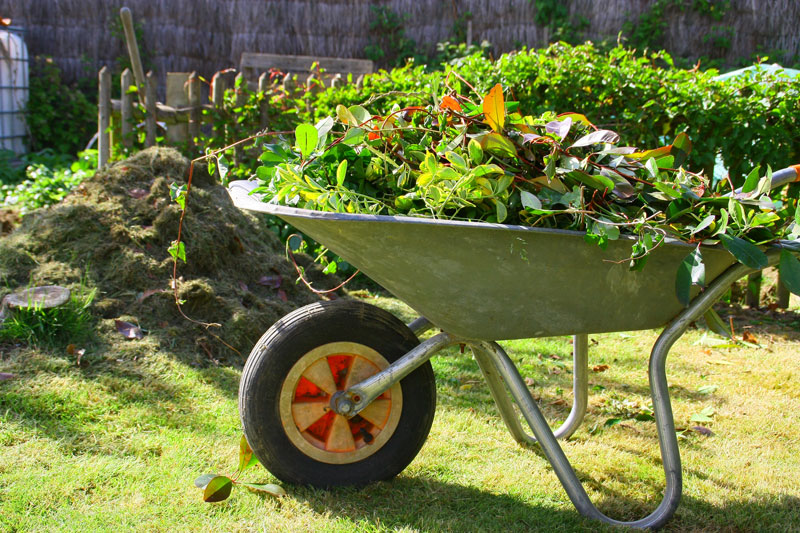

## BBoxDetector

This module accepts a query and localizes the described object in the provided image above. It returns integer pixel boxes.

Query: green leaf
[691,214,715,235]
[690,406,715,423]
[703,308,732,339]
[237,434,259,474]
[168,241,186,263]
[238,482,287,497]
[520,190,542,210]
[445,151,467,172]
[496,201,507,223]
[670,132,692,168]
[314,116,335,151]
[697,385,718,395]
[567,170,615,191]
[169,183,187,210]
[194,473,217,489]
[468,139,484,164]
[341,127,365,145]
[348,105,371,126]
[718,234,768,270]
[336,104,357,126]
[676,246,705,306]
[741,165,761,194]
[779,249,800,296]
[476,132,517,158]
[645,157,659,179]
[295,124,318,159]
[217,155,230,183]
[202,475,233,502]
[336,160,348,186]
[322,261,337,274]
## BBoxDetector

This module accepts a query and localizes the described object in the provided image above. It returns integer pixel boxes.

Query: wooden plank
[98,66,111,167]
[187,71,200,146]
[240,52,373,81]
[166,72,190,144]
[145,71,157,147]
[211,72,226,143]
[120,68,134,148]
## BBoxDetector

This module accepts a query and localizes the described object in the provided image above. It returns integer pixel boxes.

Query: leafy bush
[25,57,97,155]
[1,150,97,213]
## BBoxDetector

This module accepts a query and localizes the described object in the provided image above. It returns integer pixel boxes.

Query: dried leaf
[592,365,609,372]
[257,274,282,289]
[137,289,164,303]
[277,289,288,302]
[691,426,714,436]
[127,188,148,199]
[238,281,249,292]
[524,376,535,387]
[741,331,758,344]
[115,320,144,340]
[482,83,505,132]
[0,372,15,382]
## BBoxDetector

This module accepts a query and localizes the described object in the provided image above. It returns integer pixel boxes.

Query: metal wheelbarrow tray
[227,168,797,530]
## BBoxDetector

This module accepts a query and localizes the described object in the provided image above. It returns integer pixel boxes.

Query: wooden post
[466,19,473,47]
[745,272,762,308]
[145,70,157,147]
[119,7,147,105]
[330,73,342,88]
[777,273,791,308]
[166,72,190,144]
[121,68,134,148]
[187,71,200,146]
[211,71,226,143]
[234,72,245,162]
[355,74,364,89]
[282,72,294,93]
[98,66,111,168]
[258,72,269,129]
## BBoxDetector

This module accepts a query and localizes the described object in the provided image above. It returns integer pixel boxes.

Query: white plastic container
[0,27,29,155]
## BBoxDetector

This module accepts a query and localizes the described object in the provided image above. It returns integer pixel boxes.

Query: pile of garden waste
[249,82,800,304]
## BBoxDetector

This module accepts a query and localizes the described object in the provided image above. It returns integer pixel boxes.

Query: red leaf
[742,331,758,344]
[277,289,288,302]
[115,320,144,340]
[592,364,609,373]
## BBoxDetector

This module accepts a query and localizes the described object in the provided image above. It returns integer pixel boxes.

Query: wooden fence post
[211,71,226,143]
[258,72,269,129]
[745,272,762,308]
[145,71,157,147]
[98,66,111,168]
[120,68,134,148]
[188,72,200,146]
[234,72,246,162]
[166,72,190,145]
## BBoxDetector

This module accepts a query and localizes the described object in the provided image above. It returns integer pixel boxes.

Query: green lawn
[1,294,799,532]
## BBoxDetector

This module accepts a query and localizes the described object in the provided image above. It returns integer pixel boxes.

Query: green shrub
[25,57,96,155]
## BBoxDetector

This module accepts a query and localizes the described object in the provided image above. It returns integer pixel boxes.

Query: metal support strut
[472,334,589,443]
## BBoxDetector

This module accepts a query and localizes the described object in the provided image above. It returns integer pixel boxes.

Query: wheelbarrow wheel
[239,299,436,487]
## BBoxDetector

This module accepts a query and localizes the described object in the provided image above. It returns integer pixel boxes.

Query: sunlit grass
[1,295,798,532]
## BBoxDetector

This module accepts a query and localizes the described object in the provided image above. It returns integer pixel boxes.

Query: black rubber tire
[239,299,436,487]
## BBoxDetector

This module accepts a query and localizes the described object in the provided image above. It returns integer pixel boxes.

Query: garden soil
[0,147,340,365]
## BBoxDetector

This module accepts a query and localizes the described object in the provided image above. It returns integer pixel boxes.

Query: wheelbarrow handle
[768,164,800,190]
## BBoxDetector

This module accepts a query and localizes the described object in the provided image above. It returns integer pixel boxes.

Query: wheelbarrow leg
[469,259,762,529]
[471,334,589,443]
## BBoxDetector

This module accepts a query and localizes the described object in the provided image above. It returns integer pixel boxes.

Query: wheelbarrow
[227,165,800,530]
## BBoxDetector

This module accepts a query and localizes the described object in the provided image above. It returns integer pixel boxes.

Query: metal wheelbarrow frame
[228,165,799,530]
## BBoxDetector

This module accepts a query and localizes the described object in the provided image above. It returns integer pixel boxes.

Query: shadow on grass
[282,472,800,533]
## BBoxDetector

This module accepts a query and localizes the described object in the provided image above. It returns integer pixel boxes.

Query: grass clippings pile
[0,147,332,365]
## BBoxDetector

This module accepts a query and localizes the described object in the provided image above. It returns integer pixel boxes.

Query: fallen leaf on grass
[0,372,15,381]
[524,377,536,387]
[257,275,282,289]
[238,482,287,498]
[690,406,715,423]
[692,426,714,436]
[741,330,758,344]
[136,289,164,303]
[592,364,609,372]
[277,289,288,302]
[66,344,87,366]
[115,320,144,340]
